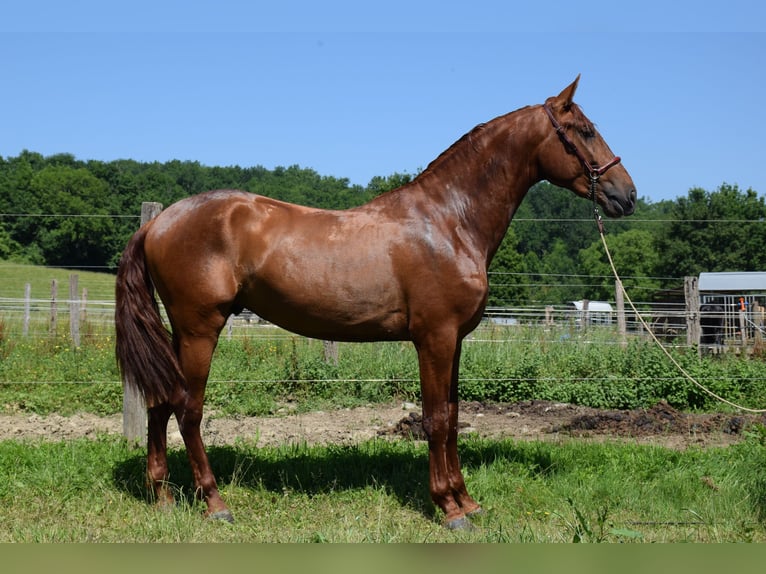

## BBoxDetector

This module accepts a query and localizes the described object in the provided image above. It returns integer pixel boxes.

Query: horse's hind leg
[146,402,174,507]
[173,330,233,522]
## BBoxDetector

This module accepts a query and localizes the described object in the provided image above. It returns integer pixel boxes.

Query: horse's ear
[554,74,581,110]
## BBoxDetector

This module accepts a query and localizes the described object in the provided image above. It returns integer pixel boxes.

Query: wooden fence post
[226,314,234,340]
[50,279,58,335]
[544,305,554,326]
[580,299,590,331]
[684,276,700,353]
[323,340,339,366]
[739,309,748,347]
[69,274,80,347]
[23,283,31,337]
[81,287,88,325]
[122,202,163,446]
[615,279,627,347]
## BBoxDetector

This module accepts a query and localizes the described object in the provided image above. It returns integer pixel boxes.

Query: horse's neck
[413,106,543,261]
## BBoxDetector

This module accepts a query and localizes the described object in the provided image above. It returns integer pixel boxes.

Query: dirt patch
[379,400,764,449]
[1,400,764,450]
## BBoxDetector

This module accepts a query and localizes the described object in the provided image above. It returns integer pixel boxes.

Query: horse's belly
[240,274,409,342]
[252,301,409,342]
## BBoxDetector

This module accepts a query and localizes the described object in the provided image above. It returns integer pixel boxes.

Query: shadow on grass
[112,437,559,520]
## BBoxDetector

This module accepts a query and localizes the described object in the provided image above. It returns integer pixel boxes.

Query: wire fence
[0,295,680,338]
[0,293,689,384]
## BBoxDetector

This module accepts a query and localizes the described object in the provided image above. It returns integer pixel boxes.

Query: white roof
[571,300,613,312]
[698,272,766,292]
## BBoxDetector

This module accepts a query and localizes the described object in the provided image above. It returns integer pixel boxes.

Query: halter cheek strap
[542,104,621,203]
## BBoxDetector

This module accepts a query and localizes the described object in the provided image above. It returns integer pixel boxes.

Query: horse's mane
[421,125,485,172]
[402,101,595,187]
[416,110,518,180]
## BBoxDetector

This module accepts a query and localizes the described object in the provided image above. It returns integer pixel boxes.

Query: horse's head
[538,76,636,218]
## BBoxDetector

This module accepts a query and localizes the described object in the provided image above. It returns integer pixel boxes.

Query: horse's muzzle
[603,186,636,217]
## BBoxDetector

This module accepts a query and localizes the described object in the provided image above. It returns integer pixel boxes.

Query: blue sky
[2,2,766,203]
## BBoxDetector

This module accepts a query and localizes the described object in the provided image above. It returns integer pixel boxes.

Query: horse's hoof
[445,516,475,531]
[208,510,235,524]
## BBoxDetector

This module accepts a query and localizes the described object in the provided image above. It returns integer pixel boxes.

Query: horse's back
[140,190,413,339]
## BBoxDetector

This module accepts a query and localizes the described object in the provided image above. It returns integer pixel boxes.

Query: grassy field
[1,327,763,543]
[1,431,765,542]
[2,263,766,542]
[0,261,117,302]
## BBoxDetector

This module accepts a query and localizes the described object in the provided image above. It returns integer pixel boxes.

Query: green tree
[487,227,529,306]
[534,239,588,304]
[245,164,370,209]
[366,172,415,197]
[0,152,45,261]
[27,166,116,267]
[0,226,22,260]
[655,184,766,278]
[579,228,661,301]
[514,182,598,261]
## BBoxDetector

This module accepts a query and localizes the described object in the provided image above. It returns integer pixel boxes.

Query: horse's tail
[115,225,185,407]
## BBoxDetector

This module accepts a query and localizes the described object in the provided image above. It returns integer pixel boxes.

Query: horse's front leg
[415,333,481,529]
[446,343,482,518]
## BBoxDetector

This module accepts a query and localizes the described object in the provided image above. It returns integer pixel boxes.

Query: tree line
[1,150,764,306]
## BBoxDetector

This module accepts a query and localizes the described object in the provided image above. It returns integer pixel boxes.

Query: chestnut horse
[115,76,636,529]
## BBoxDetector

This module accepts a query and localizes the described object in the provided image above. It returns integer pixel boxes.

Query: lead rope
[593,205,766,413]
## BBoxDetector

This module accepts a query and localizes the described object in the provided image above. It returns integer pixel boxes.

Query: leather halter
[542,103,621,203]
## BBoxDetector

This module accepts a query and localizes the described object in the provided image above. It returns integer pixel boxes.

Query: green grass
[1,433,764,542]
[0,260,117,303]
